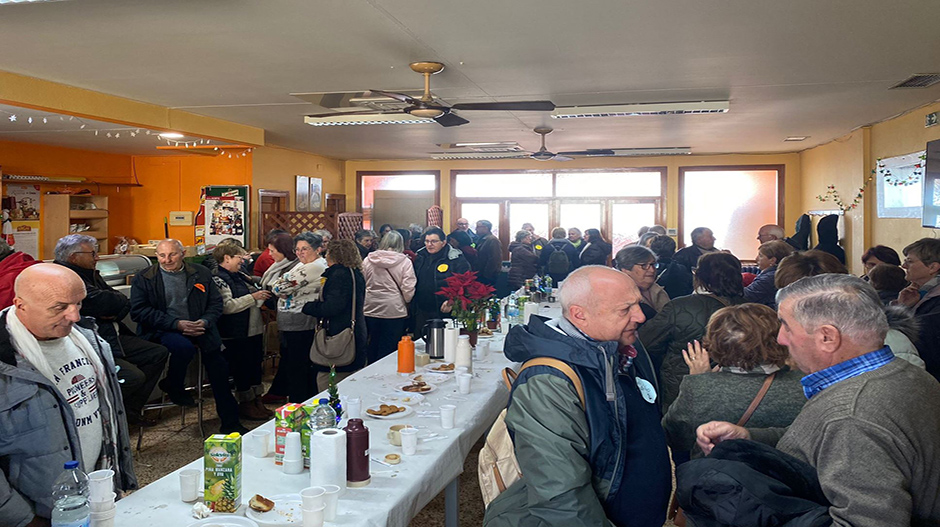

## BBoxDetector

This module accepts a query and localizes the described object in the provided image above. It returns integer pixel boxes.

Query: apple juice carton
[274,403,307,465]
[204,432,242,513]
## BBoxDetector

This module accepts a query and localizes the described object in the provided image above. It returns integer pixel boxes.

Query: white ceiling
[0,0,938,160]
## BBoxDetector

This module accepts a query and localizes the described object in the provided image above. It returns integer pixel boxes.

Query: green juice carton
[204,432,242,513]
[300,403,317,467]
[275,403,308,466]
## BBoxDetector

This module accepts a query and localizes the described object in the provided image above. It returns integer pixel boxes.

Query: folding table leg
[445,476,459,527]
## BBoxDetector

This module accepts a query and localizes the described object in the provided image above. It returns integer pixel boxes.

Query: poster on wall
[296,176,310,211]
[3,184,41,258]
[309,177,323,212]
[201,185,250,248]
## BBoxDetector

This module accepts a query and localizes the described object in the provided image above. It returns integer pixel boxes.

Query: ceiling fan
[517,127,619,161]
[304,62,555,127]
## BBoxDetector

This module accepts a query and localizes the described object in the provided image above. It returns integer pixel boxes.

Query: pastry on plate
[249,494,275,512]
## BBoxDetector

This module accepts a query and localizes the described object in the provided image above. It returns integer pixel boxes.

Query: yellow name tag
[437,263,449,273]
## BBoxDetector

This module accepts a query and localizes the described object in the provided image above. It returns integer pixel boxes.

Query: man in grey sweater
[697,274,940,526]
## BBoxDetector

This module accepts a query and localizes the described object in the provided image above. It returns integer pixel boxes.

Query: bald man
[0,264,136,527]
[756,224,786,244]
[484,266,671,527]
[130,239,245,434]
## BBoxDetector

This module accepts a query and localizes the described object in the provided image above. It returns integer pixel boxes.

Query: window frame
[356,170,442,229]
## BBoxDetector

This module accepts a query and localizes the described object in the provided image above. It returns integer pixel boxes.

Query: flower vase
[459,328,479,347]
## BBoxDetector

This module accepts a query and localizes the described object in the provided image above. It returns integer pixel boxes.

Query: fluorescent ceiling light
[430,152,525,160]
[784,136,809,141]
[551,101,729,119]
[0,0,68,3]
[608,147,692,156]
[304,114,434,126]
[159,132,184,139]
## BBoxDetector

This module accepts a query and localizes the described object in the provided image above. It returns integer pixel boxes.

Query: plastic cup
[247,431,270,458]
[387,424,414,446]
[179,469,200,502]
[475,341,490,360]
[302,504,326,527]
[321,484,341,521]
[346,397,362,420]
[87,469,114,500]
[457,373,472,394]
[300,486,326,510]
[90,507,116,527]
[440,404,456,429]
[400,427,419,456]
[455,366,469,376]
[89,491,116,512]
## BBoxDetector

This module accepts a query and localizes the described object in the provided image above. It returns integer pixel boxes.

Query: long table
[114,303,559,527]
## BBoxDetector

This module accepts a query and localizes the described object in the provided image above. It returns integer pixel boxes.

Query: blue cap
[64,460,79,469]
[319,398,329,405]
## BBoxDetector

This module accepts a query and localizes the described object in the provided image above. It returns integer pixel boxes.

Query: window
[877,151,924,219]
[358,171,439,229]
[556,171,661,197]
[454,172,552,198]
[679,166,783,261]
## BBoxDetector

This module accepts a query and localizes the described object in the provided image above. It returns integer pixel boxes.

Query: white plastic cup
[283,431,304,474]
[300,486,326,510]
[457,373,472,394]
[179,469,200,502]
[400,427,419,456]
[90,506,116,527]
[89,491,116,512]
[455,366,469,376]
[302,504,326,527]
[346,397,362,420]
[321,484,341,521]
[440,404,456,429]
[87,469,114,500]
[475,341,490,360]
[247,432,269,458]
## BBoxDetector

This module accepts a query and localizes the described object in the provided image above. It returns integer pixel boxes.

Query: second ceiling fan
[305,61,555,127]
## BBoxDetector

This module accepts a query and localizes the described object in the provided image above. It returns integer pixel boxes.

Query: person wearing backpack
[546,227,579,283]
[482,266,671,527]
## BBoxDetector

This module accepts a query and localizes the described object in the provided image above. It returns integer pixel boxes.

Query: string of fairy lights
[0,108,253,158]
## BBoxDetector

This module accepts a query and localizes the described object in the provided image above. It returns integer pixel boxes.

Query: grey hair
[157,239,184,253]
[54,234,98,262]
[478,220,493,231]
[558,265,612,312]
[294,231,323,250]
[648,225,667,235]
[515,230,530,243]
[776,274,888,344]
[312,229,333,241]
[378,230,404,252]
[690,227,710,243]
[614,245,656,270]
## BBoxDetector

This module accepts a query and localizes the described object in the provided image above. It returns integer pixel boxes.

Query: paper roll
[443,327,459,364]
[310,428,347,494]
[524,302,539,325]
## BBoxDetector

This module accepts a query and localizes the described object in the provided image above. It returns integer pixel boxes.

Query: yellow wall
[345,154,802,235]
[251,146,344,248]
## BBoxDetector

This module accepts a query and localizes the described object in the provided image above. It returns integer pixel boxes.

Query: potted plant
[437,271,496,346]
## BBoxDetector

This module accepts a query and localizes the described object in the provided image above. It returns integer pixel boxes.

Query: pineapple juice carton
[204,432,242,513]
[274,403,308,466]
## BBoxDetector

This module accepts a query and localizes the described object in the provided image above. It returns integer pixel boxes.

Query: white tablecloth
[115,331,530,526]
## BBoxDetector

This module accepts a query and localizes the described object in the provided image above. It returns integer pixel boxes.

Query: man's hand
[251,290,273,301]
[897,285,920,307]
[696,421,750,455]
[26,515,51,527]
[177,320,206,336]
[683,340,716,375]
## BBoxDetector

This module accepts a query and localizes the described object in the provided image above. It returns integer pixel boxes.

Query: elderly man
[474,220,503,287]
[54,234,169,427]
[694,274,940,526]
[130,239,245,434]
[454,217,477,242]
[756,224,786,244]
[0,264,136,527]
[673,226,718,270]
[484,266,670,527]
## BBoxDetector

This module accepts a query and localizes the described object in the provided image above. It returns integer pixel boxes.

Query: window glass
[360,174,436,229]
[611,203,656,255]
[455,173,552,198]
[559,203,603,234]
[460,203,500,239]
[509,203,550,242]
[556,171,661,197]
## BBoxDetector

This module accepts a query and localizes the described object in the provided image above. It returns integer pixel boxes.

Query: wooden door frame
[677,164,786,249]
[257,189,291,247]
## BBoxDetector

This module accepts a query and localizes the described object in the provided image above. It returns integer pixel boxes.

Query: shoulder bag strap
[349,268,357,329]
[384,267,406,303]
[517,357,586,408]
[736,371,776,427]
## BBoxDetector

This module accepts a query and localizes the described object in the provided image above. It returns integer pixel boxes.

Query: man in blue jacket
[484,265,671,527]
[130,239,245,434]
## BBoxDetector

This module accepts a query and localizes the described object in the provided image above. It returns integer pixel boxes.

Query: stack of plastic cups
[88,469,116,527]
[300,486,326,527]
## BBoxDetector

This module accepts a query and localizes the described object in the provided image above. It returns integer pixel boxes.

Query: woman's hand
[897,284,920,307]
[683,340,715,375]
[440,300,454,313]
[252,290,273,301]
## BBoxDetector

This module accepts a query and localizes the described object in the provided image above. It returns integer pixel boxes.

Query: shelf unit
[42,194,109,259]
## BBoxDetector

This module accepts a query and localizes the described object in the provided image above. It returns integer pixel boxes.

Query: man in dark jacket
[474,220,503,287]
[674,227,719,270]
[508,230,539,290]
[649,234,693,298]
[412,227,471,333]
[484,266,671,527]
[54,234,168,426]
[546,227,579,283]
[130,239,245,434]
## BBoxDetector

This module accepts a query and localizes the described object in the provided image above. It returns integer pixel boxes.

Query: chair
[426,205,443,228]
[136,349,207,451]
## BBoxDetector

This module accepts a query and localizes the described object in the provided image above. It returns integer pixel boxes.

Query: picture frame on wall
[296,175,310,211]
[309,177,323,212]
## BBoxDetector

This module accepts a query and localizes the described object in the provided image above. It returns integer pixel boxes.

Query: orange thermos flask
[397,336,415,374]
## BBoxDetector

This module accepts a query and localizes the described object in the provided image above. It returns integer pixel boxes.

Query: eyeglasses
[637,262,659,270]
[425,238,445,245]
[296,246,315,253]
[74,250,99,256]
[456,222,469,227]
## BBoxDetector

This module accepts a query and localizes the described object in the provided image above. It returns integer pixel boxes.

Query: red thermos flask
[345,418,371,487]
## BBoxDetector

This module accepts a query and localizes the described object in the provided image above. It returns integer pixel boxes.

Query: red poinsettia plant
[437,271,496,332]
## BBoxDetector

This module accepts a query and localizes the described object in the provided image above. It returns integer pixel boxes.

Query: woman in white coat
[362,231,416,363]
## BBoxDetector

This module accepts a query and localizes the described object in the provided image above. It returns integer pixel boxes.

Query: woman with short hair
[743,240,796,308]
[362,231,416,363]
[411,227,471,333]
[615,245,669,320]
[661,303,806,457]
[508,230,539,290]
[898,238,940,380]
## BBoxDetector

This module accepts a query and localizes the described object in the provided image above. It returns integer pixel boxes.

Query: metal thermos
[345,418,370,487]
[423,319,446,359]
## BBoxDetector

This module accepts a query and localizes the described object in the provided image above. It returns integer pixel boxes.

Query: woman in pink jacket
[362,231,417,363]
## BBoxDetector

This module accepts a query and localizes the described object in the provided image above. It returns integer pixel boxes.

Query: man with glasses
[54,234,169,427]
[412,227,471,333]
[455,217,477,243]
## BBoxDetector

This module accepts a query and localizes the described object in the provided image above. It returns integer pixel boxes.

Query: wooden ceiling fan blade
[434,112,470,127]
[451,100,556,111]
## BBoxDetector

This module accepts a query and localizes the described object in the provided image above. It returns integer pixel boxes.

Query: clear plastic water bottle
[310,398,337,431]
[51,461,90,527]
[507,294,520,324]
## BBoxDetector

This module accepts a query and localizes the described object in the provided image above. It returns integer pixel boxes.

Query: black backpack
[547,244,570,274]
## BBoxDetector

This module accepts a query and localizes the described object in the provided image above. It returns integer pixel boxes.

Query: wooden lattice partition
[336,212,363,240]
[426,205,443,228]
[261,212,337,239]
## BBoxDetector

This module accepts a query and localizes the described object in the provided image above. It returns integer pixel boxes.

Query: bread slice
[249,494,274,512]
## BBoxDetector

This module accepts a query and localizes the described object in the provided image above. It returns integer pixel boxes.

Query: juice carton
[274,403,308,465]
[204,433,242,513]
[299,404,317,467]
